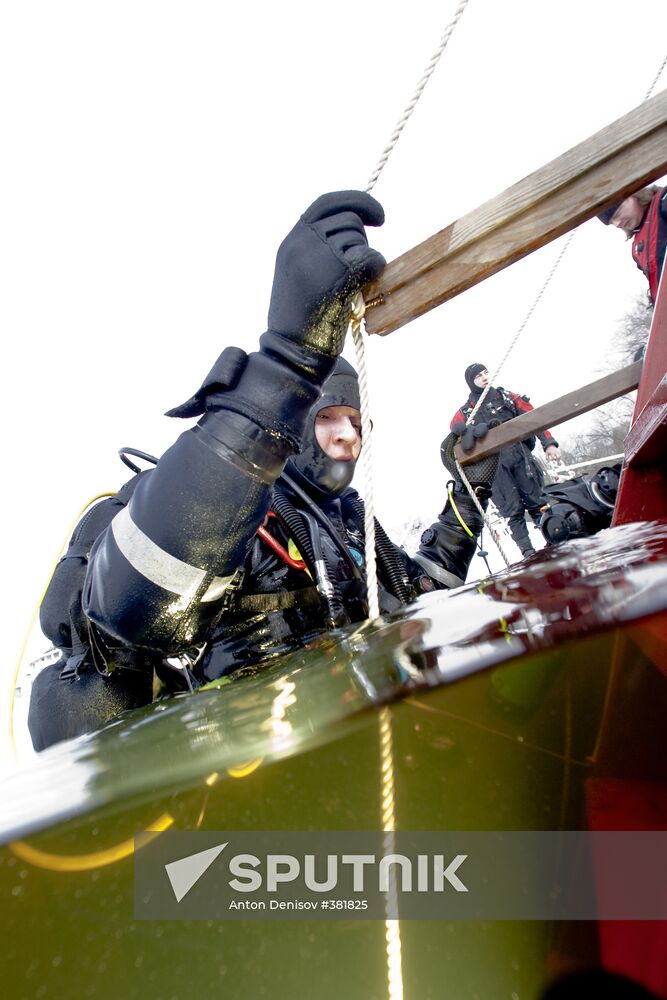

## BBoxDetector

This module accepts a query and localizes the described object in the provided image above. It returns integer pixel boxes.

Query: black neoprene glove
[451,420,491,454]
[168,192,385,449]
[263,190,386,374]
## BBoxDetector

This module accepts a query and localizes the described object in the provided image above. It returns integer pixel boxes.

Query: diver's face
[474,369,490,389]
[314,405,362,463]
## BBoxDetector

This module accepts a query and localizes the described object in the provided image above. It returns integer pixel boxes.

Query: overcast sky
[2,0,667,748]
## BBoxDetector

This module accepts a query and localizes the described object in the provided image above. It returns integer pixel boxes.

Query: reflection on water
[2,520,667,843]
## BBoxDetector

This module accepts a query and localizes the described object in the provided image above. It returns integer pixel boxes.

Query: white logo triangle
[165,842,228,902]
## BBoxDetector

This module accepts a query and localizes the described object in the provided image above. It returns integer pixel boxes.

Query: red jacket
[631,187,667,305]
[451,387,558,451]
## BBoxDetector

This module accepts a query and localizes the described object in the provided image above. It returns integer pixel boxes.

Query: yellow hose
[8,812,174,872]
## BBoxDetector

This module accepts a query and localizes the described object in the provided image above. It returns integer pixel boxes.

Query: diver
[450,364,561,559]
[538,464,621,544]
[29,191,497,751]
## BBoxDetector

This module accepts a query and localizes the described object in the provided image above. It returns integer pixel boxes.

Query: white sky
[2,0,667,743]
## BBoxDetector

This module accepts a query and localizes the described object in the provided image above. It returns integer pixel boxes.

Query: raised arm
[83,192,385,653]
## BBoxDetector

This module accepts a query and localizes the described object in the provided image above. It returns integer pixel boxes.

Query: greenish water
[2,522,667,999]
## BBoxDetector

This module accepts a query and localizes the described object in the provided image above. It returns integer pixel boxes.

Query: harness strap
[226,586,320,613]
[58,651,88,681]
[60,543,91,561]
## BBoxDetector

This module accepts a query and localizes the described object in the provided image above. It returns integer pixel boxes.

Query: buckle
[59,652,88,681]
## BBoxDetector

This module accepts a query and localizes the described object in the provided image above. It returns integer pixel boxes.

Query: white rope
[378,704,403,1000]
[454,459,515,567]
[349,15,472,1000]
[467,232,576,426]
[351,308,380,620]
[644,52,667,102]
[365,0,471,195]
[351,0,471,618]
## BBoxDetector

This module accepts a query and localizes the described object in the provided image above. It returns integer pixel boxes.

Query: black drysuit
[29,451,481,750]
[29,191,487,750]
[451,386,557,555]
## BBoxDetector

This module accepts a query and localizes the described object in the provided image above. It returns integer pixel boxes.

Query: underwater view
[2,520,667,999]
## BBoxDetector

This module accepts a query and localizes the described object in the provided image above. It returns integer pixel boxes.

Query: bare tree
[608,294,653,367]
[559,294,651,468]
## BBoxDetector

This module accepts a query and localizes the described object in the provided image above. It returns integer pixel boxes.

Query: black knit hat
[597,201,622,225]
[465,363,487,393]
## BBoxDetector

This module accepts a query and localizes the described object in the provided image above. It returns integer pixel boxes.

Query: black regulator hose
[375,521,411,604]
[301,509,348,629]
[276,475,410,612]
[271,487,347,628]
[278,473,362,580]
[340,493,410,604]
[270,489,318,570]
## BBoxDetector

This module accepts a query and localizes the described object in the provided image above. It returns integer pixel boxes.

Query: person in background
[450,364,561,559]
[598,184,667,308]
